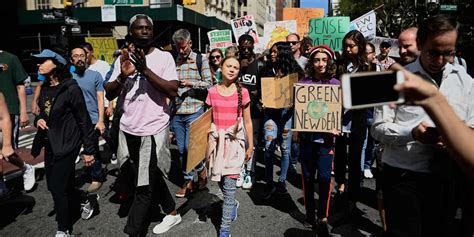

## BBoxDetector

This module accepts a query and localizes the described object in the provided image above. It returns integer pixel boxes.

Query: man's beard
[75,64,86,76]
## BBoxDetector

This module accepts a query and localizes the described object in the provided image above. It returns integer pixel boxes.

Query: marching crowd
[0,12,473,237]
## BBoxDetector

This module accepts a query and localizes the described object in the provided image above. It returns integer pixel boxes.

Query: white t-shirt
[89,59,111,107]
[109,48,178,136]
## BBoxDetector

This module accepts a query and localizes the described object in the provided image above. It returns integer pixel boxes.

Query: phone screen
[350,71,399,106]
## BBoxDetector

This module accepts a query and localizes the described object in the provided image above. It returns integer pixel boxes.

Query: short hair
[225,46,239,58]
[238,34,254,45]
[83,42,93,52]
[129,14,153,29]
[417,14,458,47]
[286,33,300,41]
[172,29,191,44]
[367,42,376,53]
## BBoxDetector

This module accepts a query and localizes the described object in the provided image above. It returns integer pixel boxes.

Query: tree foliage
[338,0,417,38]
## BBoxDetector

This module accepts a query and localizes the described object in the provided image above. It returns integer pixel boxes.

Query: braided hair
[220,56,242,120]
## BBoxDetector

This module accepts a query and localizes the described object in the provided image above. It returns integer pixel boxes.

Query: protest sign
[349,10,376,40]
[283,8,325,38]
[262,20,297,49]
[293,84,342,132]
[261,73,298,109]
[308,16,350,52]
[84,37,118,65]
[187,109,212,172]
[372,36,400,58]
[207,29,233,52]
[230,15,259,44]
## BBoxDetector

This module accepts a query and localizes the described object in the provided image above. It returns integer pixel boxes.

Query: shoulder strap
[196,53,203,78]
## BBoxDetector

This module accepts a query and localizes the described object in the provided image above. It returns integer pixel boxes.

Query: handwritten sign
[308,17,350,52]
[349,10,376,40]
[262,20,297,49]
[230,15,259,44]
[84,37,118,65]
[207,29,233,52]
[187,109,212,172]
[261,73,298,109]
[293,84,342,132]
[283,8,325,38]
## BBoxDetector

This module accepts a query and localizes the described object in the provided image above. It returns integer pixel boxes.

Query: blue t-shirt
[73,69,104,124]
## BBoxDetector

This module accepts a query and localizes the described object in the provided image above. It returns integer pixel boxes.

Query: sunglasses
[210,55,221,60]
[288,41,299,46]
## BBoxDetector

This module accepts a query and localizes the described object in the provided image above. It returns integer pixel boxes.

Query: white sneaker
[364,169,374,179]
[242,174,253,189]
[110,154,117,165]
[23,164,35,191]
[153,214,182,234]
[236,168,245,188]
[55,230,70,237]
[75,155,81,164]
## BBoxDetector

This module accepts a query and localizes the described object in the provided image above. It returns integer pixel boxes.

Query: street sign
[104,0,143,5]
[440,4,457,11]
[65,17,78,25]
[42,13,55,20]
[71,25,81,34]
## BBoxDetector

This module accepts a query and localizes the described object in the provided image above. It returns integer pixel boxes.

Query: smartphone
[341,70,405,109]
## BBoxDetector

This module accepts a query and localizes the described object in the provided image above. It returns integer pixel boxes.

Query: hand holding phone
[342,70,405,109]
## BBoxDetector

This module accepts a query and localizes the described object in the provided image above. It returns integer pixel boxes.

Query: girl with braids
[295,45,340,228]
[205,56,253,237]
[261,41,304,199]
[333,30,373,210]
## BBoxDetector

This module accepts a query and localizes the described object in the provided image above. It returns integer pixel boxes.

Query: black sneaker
[276,181,288,194]
[81,194,99,220]
[262,184,276,200]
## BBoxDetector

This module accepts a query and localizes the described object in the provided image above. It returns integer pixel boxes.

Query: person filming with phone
[371,14,474,237]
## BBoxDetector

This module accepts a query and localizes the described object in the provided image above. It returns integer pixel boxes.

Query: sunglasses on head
[288,41,299,45]
[210,55,221,60]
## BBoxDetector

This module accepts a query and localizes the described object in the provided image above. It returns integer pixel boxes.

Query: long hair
[265,41,304,78]
[220,56,243,119]
[338,30,372,74]
[305,51,336,80]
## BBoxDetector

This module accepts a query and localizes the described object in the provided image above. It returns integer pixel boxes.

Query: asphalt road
[0,87,384,237]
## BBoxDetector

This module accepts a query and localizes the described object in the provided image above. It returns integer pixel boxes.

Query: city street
[0,90,384,237]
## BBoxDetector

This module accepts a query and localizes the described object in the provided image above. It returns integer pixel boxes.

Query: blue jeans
[361,118,375,171]
[171,108,205,182]
[300,141,333,220]
[263,108,293,184]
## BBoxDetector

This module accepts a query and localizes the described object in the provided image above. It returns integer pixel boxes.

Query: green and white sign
[207,29,233,52]
[104,0,143,5]
[308,16,350,52]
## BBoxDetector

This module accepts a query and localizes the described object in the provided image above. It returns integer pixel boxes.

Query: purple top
[298,77,340,85]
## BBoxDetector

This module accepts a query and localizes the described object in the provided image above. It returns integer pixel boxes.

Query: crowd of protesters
[0,12,473,237]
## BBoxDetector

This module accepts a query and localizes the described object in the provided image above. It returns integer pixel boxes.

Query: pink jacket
[206,119,246,182]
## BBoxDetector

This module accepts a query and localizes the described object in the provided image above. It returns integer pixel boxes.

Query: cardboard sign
[372,36,400,58]
[293,84,342,132]
[283,8,325,38]
[230,15,259,44]
[261,73,299,109]
[349,10,376,40]
[84,37,118,65]
[207,29,233,52]
[186,109,212,172]
[262,20,297,49]
[308,16,350,52]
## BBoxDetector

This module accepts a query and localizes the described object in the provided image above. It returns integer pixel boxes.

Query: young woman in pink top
[205,56,253,237]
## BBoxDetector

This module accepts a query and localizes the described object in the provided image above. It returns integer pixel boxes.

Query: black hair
[264,41,304,78]
[69,44,87,58]
[83,42,93,52]
[238,34,255,45]
[417,14,458,47]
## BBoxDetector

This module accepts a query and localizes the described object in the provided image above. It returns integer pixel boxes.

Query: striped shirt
[175,51,212,114]
[205,86,250,130]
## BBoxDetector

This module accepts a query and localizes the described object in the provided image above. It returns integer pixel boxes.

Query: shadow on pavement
[0,194,36,229]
